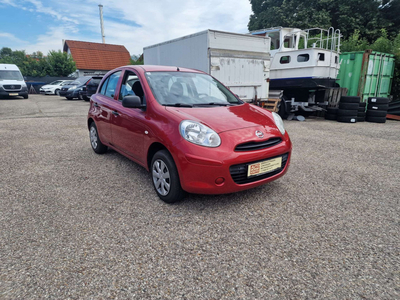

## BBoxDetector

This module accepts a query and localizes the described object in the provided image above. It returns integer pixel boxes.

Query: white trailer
[144,30,271,103]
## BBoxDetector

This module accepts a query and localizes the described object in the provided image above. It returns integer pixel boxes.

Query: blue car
[59,76,92,100]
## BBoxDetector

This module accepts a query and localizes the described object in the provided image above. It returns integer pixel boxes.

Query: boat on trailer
[251,27,342,117]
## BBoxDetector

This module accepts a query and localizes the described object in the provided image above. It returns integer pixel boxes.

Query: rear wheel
[89,122,107,154]
[151,150,185,203]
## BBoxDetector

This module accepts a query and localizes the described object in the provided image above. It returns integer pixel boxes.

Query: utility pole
[99,4,105,43]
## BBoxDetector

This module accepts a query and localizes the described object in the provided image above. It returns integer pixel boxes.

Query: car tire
[78,93,82,100]
[66,97,73,100]
[357,116,365,122]
[23,95,28,99]
[327,107,338,114]
[359,102,367,108]
[366,116,387,123]
[151,150,185,204]
[337,109,358,116]
[337,115,357,123]
[368,97,389,104]
[325,113,337,120]
[367,103,389,111]
[89,122,107,154]
[83,95,89,101]
[366,110,387,117]
[339,102,359,110]
[340,96,360,103]
[55,89,60,96]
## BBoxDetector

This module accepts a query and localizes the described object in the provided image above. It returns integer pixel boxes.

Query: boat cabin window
[297,54,309,62]
[335,56,338,64]
[318,53,325,61]
[267,31,280,50]
[280,56,291,64]
[283,34,296,49]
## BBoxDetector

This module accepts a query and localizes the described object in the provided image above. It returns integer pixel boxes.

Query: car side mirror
[122,95,145,109]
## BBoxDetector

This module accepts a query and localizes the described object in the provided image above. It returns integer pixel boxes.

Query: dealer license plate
[9,93,18,96]
[247,156,282,177]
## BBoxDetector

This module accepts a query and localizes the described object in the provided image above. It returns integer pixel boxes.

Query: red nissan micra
[88,65,292,203]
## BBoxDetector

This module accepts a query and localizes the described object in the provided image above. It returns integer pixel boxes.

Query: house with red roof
[63,40,131,77]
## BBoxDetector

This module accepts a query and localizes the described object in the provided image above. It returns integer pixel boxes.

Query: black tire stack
[337,96,360,123]
[325,107,338,120]
[366,97,389,123]
[358,102,366,122]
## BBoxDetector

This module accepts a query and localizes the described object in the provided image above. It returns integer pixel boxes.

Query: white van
[0,64,28,99]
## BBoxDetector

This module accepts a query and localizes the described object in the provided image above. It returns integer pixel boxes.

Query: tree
[248,0,384,41]
[46,50,76,77]
[0,47,76,77]
[380,0,400,38]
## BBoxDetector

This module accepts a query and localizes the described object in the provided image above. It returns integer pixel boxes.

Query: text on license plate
[247,156,282,177]
[9,93,18,96]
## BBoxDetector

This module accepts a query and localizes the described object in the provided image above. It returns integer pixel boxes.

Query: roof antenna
[177,67,180,71]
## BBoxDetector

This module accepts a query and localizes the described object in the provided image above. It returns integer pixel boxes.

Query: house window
[297,54,310,62]
[318,53,325,61]
[280,56,291,64]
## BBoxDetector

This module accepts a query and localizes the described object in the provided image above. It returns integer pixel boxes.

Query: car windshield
[69,77,90,86]
[0,70,23,81]
[145,72,242,107]
[49,80,63,85]
[61,81,73,85]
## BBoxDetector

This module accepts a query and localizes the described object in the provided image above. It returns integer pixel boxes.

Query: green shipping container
[337,50,395,102]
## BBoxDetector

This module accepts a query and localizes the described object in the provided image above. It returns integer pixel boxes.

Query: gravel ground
[1,94,399,299]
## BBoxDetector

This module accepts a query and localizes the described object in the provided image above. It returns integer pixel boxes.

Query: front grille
[235,137,282,151]
[3,85,21,90]
[61,87,68,91]
[230,153,289,184]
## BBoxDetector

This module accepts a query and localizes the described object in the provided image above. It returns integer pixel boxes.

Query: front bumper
[0,86,28,98]
[171,129,292,195]
[59,89,79,98]
[40,89,54,95]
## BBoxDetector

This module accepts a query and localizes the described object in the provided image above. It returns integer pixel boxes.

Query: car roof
[129,65,204,73]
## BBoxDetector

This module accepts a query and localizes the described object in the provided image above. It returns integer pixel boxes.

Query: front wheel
[55,89,60,95]
[89,122,107,154]
[151,150,185,203]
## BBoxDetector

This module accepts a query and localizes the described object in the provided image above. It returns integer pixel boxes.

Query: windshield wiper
[163,103,193,107]
[193,102,232,107]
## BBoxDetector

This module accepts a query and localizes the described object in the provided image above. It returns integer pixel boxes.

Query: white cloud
[1,0,253,56]
[0,32,28,45]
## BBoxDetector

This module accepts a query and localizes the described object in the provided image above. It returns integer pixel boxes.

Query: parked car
[39,80,73,95]
[87,65,292,203]
[59,76,92,100]
[78,76,103,101]
[0,64,28,99]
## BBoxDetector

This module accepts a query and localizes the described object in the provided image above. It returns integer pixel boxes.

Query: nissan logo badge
[255,130,264,138]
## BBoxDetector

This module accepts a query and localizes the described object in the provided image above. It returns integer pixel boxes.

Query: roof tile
[64,40,130,71]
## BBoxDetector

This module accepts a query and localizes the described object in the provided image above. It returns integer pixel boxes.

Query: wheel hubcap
[90,126,98,149]
[152,159,170,196]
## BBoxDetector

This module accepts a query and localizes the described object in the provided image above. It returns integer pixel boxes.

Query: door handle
[93,102,99,107]
[112,111,119,116]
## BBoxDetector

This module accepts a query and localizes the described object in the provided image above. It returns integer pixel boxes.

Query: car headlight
[272,112,285,135]
[68,86,76,91]
[180,120,221,147]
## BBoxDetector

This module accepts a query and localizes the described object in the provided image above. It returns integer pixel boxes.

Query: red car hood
[166,103,278,134]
